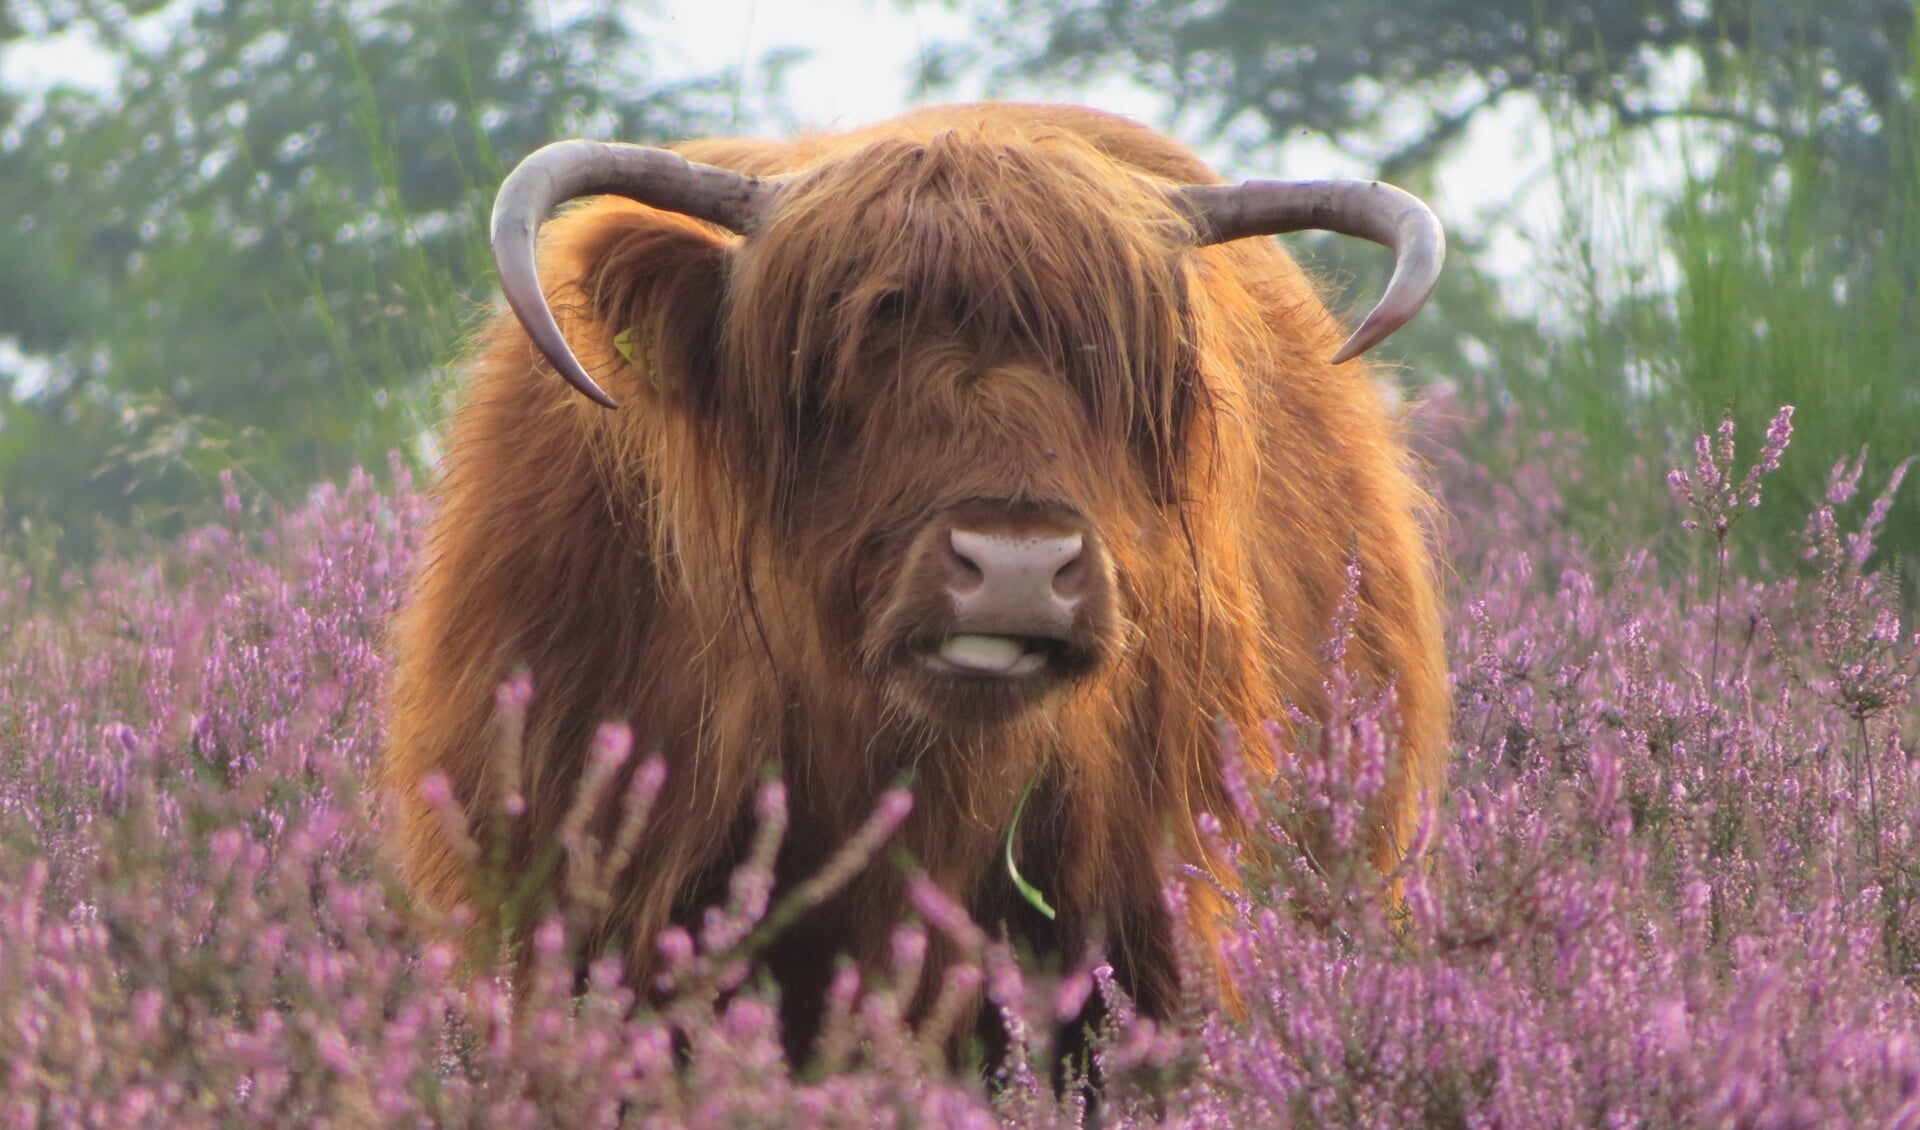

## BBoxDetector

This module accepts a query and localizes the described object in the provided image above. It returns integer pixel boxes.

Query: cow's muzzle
[917,528,1090,678]
[876,503,1115,702]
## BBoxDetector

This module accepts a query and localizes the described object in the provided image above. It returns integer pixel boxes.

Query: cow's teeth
[939,634,1026,673]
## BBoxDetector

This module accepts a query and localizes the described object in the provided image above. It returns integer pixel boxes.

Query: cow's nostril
[1051,548,1089,599]
[942,531,985,592]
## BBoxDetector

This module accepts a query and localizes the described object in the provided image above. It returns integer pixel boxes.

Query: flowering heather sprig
[1667,405,1795,534]
[697,778,787,963]
[908,867,990,956]
[1803,452,1918,724]
[778,787,915,917]
[918,959,988,1063]
[492,671,533,818]
[559,720,636,881]
[652,783,915,1009]
[417,771,481,866]
[557,725,666,921]
[1666,406,1799,689]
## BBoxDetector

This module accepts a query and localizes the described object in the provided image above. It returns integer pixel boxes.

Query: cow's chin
[882,632,1102,728]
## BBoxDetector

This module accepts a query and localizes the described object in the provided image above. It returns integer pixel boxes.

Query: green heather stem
[1709,534,1728,692]
[1859,714,1883,869]
[1005,764,1056,922]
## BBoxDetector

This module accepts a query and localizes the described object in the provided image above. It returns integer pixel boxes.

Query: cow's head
[488,123,1441,728]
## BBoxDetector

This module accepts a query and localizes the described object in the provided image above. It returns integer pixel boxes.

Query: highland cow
[381,102,1449,1058]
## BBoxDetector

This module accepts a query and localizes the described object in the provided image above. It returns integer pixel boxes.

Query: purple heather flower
[1,411,1915,1126]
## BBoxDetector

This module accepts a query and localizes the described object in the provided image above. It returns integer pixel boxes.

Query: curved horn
[1178,179,1445,364]
[490,140,778,408]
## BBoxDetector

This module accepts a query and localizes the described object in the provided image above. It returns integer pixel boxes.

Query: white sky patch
[0,337,58,399]
[644,0,965,130]
[0,0,200,103]
[0,25,117,100]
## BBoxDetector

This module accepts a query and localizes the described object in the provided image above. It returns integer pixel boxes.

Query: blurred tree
[925,1,1912,179]
[0,0,746,553]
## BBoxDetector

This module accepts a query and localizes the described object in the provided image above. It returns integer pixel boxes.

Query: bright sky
[648,0,979,129]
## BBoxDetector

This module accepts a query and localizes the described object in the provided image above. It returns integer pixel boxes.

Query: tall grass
[1509,41,1920,589]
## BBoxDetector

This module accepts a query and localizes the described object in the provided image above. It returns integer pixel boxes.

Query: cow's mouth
[914,633,1065,679]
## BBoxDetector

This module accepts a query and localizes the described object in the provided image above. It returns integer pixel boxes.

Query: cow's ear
[573,207,731,412]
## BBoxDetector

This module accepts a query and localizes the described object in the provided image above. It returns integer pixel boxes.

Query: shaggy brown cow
[381,102,1448,1056]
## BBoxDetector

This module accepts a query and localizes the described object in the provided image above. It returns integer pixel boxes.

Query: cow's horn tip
[560,362,621,409]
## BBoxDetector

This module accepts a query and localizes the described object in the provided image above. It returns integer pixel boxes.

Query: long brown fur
[381,103,1449,1056]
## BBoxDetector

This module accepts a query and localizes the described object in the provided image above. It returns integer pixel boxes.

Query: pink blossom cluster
[1,409,1915,1127]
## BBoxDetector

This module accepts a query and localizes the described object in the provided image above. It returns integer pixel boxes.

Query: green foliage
[0,0,746,553]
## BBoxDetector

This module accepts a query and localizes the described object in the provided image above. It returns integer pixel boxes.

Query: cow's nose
[944,528,1086,636]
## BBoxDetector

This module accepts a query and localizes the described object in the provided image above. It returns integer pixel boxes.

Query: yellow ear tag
[612,326,666,393]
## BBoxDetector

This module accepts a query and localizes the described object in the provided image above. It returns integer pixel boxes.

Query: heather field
[1,400,1917,1127]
